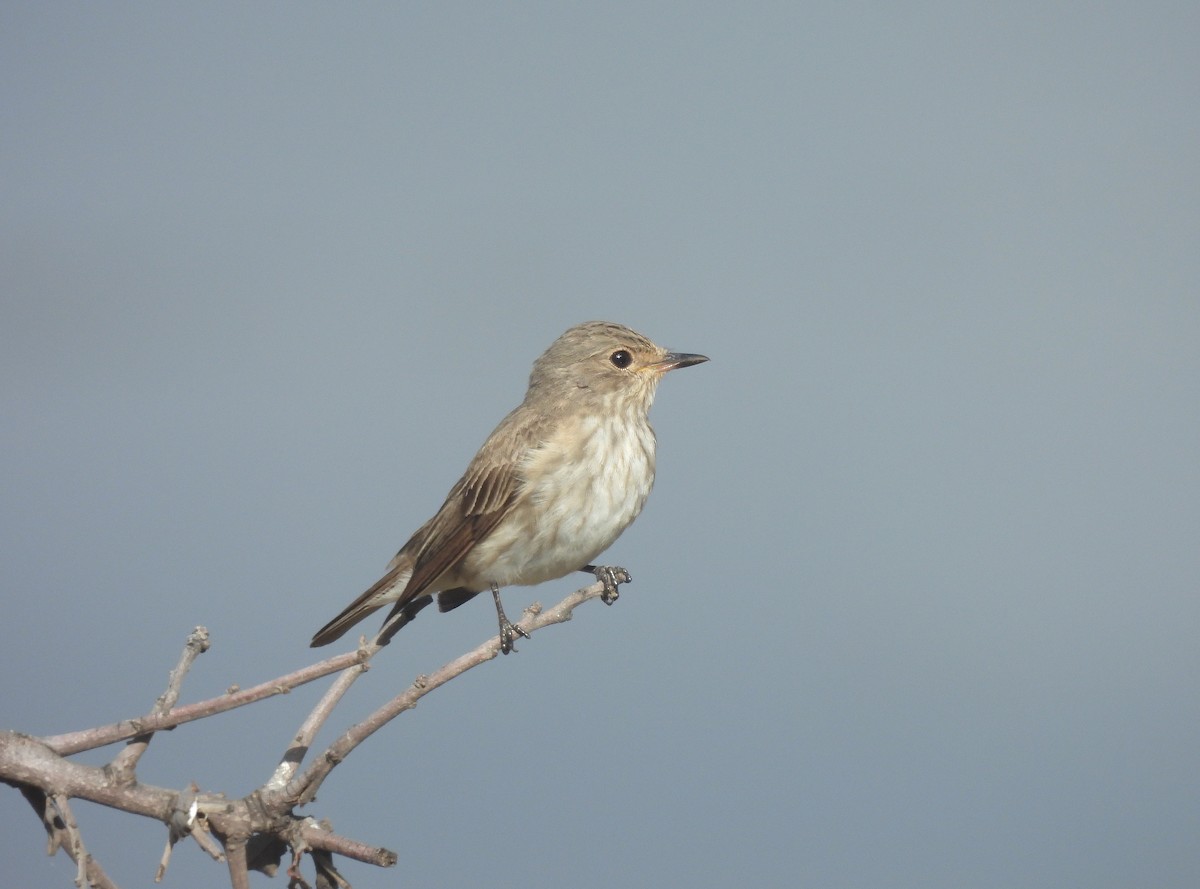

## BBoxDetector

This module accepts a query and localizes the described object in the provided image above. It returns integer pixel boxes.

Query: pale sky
[3,4,1198,887]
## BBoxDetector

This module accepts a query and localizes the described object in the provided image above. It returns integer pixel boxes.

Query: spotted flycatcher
[310,321,707,651]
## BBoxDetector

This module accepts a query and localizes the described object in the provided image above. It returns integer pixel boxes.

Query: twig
[3,732,175,819]
[290,579,609,805]
[265,638,383,793]
[110,627,210,783]
[48,793,116,889]
[19,788,120,888]
[20,785,60,855]
[50,794,87,888]
[42,649,367,756]
[189,811,226,860]
[225,834,250,889]
[155,782,225,882]
[3,577,622,886]
[295,817,398,868]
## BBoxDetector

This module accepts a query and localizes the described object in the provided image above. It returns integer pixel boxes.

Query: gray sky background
[3,4,1198,888]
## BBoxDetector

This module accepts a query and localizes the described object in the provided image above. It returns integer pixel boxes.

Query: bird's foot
[583,565,632,605]
[498,617,531,655]
[491,583,530,654]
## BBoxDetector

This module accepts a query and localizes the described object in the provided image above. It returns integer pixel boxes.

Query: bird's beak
[648,352,709,373]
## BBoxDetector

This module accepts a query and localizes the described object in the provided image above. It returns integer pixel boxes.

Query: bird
[310,320,708,652]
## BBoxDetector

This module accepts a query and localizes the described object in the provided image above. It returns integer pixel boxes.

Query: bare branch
[189,812,226,861]
[154,836,174,883]
[50,794,88,888]
[3,732,175,820]
[19,785,60,856]
[20,783,123,889]
[266,639,382,792]
[42,649,367,756]
[109,627,210,783]
[3,577,620,886]
[288,579,608,805]
[299,820,398,868]
[225,834,250,889]
[155,782,225,882]
[19,787,119,888]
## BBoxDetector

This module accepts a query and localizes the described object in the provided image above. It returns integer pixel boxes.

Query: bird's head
[528,321,708,413]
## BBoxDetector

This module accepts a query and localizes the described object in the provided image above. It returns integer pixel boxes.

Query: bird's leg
[580,565,632,605]
[491,582,529,655]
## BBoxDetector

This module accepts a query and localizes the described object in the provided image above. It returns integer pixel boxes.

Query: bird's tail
[310,564,410,647]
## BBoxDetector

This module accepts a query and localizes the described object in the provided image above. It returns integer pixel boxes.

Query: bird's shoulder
[453,401,557,516]
[387,402,554,572]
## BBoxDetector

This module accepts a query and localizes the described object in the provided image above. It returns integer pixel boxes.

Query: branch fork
[1,574,625,887]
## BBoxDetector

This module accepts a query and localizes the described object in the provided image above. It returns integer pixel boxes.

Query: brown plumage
[310,321,707,650]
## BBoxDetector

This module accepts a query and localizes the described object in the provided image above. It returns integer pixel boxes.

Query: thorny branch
[1,576,623,888]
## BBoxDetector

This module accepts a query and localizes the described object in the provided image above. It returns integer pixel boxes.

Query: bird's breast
[462,409,657,587]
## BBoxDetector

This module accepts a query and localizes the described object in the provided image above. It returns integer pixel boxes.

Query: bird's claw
[592,566,632,605]
[490,583,530,654]
[498,618,531,655]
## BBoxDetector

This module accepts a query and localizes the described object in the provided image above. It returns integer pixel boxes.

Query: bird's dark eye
[609,350,633,368]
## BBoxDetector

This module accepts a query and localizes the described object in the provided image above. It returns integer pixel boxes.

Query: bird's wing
[389,405,546,610]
